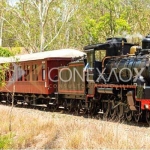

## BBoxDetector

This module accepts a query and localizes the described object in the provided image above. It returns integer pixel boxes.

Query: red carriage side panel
[0,49,85,95]
[0,58,71,95]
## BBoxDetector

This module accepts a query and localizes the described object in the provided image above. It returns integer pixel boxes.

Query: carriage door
[47,60,59,93]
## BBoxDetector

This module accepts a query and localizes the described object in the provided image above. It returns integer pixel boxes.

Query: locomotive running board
[126,91,137,111]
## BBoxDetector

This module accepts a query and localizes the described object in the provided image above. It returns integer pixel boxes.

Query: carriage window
[95,50,106,61]
[24,65,30,81]
[18,66,22,81]
[42,64,45,80]
[35,65,38,81]
[8,65,14,81]
[5,71,9,81]
[32,64,38,81]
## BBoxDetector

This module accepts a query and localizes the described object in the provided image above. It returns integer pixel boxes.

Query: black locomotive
[55,35,150,125]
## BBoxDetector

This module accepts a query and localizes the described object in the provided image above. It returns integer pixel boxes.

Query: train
[1,35,150,125]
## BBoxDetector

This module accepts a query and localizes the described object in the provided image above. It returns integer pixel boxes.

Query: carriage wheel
[67,100,74,113]
[76,100,87,116]
[74,105,80,116]
[81,102,88,117]
[97,112,103,120]
[74,100,81,116]
[146,110,150,125]
[62,99,68,113]
[51,103,58,112]
[88,102,96,118]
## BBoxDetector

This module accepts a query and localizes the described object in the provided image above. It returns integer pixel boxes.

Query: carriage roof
[0,49,86,63]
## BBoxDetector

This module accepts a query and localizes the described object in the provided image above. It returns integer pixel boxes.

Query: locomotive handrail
[127,54,135,56]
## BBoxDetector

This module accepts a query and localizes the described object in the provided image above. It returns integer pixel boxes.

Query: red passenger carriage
[0,49,85,106]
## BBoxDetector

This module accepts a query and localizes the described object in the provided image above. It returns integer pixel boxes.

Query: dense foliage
[1,0,150,52]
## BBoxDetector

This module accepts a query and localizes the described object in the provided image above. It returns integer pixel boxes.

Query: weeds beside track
[0,105,150,149]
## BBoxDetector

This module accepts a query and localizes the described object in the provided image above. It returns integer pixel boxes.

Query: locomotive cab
[84,37,134,82]
[85,49,106,81]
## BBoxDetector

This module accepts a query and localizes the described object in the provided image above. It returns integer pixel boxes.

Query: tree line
[1,0,150,52]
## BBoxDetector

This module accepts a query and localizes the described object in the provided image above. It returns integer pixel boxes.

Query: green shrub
[0,47,13,57]
[0,134,12,149]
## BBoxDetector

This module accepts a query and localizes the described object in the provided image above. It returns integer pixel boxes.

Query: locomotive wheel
[117,105,125,121]
[133,110,141,123]
[125,110,132,122]
[146,110,150,125]
[109,101,117,121]
[94,106,101,119]
[102,102,110,120]
[93,102,102,120]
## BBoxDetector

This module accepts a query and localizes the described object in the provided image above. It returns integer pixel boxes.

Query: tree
[4,0,79,52]
[0,0,7,46]
[2,0,150,50]
[0,47,13,56]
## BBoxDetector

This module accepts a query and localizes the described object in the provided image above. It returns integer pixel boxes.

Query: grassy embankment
[0,105,150,149]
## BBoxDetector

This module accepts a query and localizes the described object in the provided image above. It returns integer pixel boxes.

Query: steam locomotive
[1,36,150,125]
[57,35,150,124]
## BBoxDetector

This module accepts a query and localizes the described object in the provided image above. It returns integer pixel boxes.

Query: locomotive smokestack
[142,34,150,49]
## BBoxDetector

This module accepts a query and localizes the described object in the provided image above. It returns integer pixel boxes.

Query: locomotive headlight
[145,104,149,109]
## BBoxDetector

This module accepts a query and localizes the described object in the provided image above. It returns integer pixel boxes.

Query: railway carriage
[0,49,85,106]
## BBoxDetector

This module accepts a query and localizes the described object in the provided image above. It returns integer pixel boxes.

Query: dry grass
[0,105,150,149]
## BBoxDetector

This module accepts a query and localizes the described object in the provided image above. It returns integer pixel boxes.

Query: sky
[8,0,19,6]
